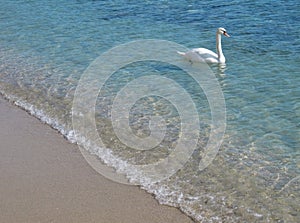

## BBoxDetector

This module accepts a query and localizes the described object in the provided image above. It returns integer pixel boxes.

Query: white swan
[177,27,230,64]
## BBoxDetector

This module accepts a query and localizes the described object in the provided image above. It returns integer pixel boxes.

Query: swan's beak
[224,32,230,37]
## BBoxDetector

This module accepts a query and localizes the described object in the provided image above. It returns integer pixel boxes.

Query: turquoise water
[0,0,299,222]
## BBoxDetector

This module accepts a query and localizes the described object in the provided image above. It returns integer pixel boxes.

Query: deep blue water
[0,1,299,222]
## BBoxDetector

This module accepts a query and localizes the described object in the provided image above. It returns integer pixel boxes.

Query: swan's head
[217,27,230,37]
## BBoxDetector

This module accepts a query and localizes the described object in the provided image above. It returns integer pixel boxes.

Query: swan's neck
[216,33,225,63]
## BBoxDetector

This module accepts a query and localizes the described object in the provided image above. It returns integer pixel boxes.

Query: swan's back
[179,48,219,63]
[191,48,218,60]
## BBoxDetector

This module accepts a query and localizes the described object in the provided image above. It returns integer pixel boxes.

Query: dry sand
[0,97,193,223]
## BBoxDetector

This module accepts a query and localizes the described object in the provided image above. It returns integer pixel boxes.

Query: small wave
[0,90,76,143]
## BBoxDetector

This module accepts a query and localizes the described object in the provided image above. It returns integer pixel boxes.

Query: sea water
[0,1,299,222]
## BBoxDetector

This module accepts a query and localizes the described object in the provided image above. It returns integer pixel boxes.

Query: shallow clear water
[0,0,299,222]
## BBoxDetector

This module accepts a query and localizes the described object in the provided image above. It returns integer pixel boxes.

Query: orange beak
[224,32,230,37]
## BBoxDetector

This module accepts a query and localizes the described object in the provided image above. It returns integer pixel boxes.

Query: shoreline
[0,96,193,223]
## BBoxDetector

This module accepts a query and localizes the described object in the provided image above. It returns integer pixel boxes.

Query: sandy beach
[0,96,193,223]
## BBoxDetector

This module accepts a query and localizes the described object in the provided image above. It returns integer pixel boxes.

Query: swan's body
[178,27,230,64]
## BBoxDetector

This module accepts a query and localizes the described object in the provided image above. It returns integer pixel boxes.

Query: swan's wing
[180,50,205,63]
[178,48,219,63]
[191,48,218,59]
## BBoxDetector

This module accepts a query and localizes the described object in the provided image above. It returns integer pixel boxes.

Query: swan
[177,27,230,64]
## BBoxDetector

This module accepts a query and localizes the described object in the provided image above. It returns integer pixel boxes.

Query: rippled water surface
[0,1,299,222]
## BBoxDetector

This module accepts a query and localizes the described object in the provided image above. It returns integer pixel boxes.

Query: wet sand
[0,97,193,223]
